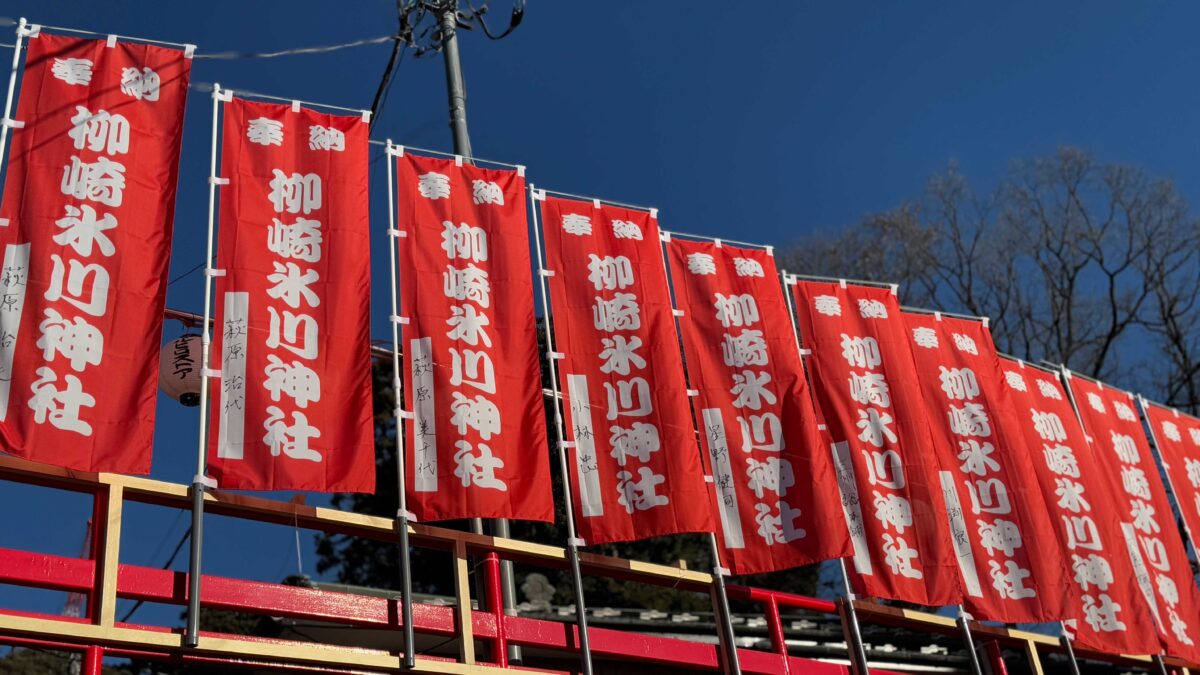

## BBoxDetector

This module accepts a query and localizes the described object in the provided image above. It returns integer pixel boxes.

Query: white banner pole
[653,232,742,675]
[184,83,227,648]
[1136,394,1199,675]
[1057,368,1169,675]
[0,18,29,196]
[529,184,595,675]
[779,272,872,675]
[385,141,417,669]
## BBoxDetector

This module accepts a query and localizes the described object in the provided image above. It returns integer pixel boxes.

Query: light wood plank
[95,484,124,627]
[453,539,475,664]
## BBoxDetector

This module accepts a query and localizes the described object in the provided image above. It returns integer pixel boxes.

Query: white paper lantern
[159,334,202,406]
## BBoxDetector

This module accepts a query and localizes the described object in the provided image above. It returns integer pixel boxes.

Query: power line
[196,34,401,60]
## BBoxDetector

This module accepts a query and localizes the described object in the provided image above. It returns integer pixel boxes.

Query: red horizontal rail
[0,546,877,674]
[725,584,838,614]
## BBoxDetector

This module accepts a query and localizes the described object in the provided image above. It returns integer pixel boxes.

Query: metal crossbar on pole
[529,184,595,675]
[215,87,370,117]
[536,187,656,214]
[660,228,774,252]
[653,233,741,675]
[184,83,227,648]
[384,140,417,670]
[789,272,898,292]
[0,18,28,189]
[370,140,525,170]
[33,22,196,51]
[779,270,871,674]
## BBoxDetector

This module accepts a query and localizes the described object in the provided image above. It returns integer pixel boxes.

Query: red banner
[666,240,850,575]
[1066,374,1200,661]
[1142,401,1200,581]
[0,33,190,473]
[206,98,374,492]
[902,313,1071,622]
[790,281,960,606]
[394,153,552,522]
[998,359,1159,655]
[538,195,712,544]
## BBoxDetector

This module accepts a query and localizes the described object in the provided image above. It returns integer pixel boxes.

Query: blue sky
[4,0,1200,626]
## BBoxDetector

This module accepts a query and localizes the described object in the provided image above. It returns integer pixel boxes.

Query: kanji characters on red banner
[998,359,1159,655]
[538,195,713,544]
[0,33,190,473]
[394,153,552,521]
[1066,374,1200,661]
[1142,401,1200,569]
[666,240,851,575]
[902,313,1072,623]
[206,98,374,492]
[790,281,960,606]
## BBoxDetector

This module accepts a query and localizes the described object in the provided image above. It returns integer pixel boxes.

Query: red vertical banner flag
[0,33,190,473]
[393,154,552,521]
[790,280,960,605]
[1066,373,1200,660]
[1142,401,1200,567]
[665,239,850,574]
[206,98,374,492]
[538,195,713,544]
[998,359,1159,656]
[901,313,1071,623]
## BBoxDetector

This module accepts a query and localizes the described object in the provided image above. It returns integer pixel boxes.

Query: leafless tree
[781,147,1200,412]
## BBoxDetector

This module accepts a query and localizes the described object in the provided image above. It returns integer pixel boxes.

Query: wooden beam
[1023,639,1045,675]
[94,484,124,627]
[0,456,717,591]
[0,613,506,673]
[452,539,475,664]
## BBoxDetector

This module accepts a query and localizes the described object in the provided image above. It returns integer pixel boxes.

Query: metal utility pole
[431,0,520,664]
[439,6,473,160]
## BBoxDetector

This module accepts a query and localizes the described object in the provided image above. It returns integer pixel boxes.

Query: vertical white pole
[528,185,594,675]
[1058,369,1170,675]
[653,233,741,675]
[1136,394,1197,675]
[385,142,417,669]
[0,18,28,177]
[779,272,871,675]
[954,605,984,675]
[1136,395,1200,561]
[184,83,224,648]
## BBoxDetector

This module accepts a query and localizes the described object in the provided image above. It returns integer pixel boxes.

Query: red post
[483,552,508,668]
[984,641,1007,675]
[83,645,103,675]
[764,595,791,675]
